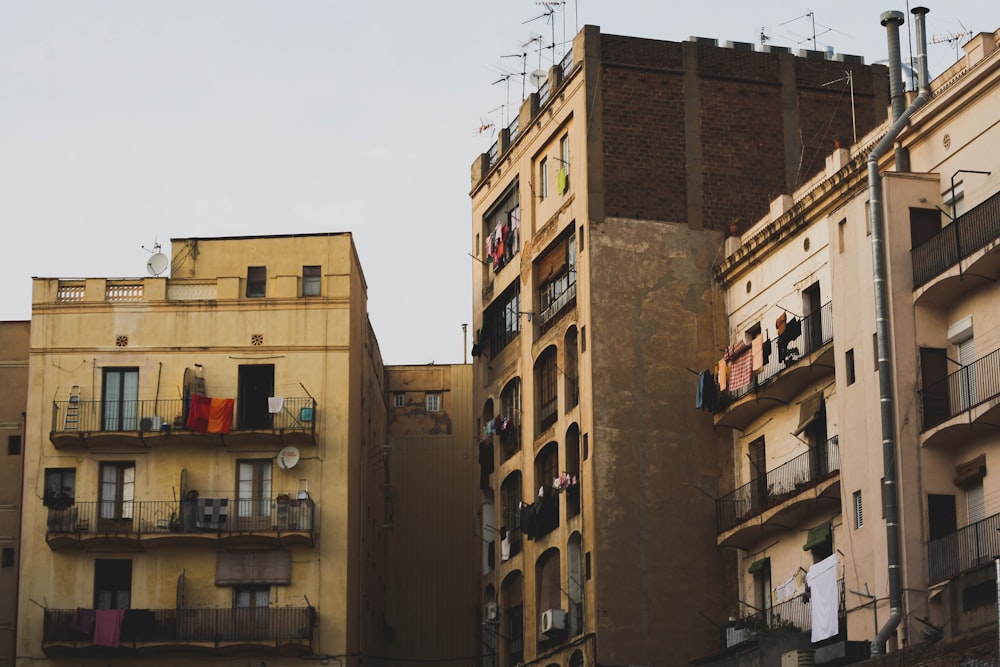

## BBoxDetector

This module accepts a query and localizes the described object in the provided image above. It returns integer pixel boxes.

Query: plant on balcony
[43,486,74,510]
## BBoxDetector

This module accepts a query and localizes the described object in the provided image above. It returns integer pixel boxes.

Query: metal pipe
[868,6,930,656]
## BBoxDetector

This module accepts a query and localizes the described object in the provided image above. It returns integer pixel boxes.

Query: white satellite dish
[529,68,547,89]
[147,252,168,276]
[277,446,301,470]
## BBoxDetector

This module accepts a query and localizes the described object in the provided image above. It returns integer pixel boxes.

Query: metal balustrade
[716,437,840,534]
[43,606,313,644]
[45,497,314,536]
[912,189,1000,288]
[717,302,833,407]
[722,579,844,647]
[920,347,1000,430]
[51,397,315,435]
[927,511,1000,584]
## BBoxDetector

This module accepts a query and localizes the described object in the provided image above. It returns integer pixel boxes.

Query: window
[749,558,772,617]
[537,235,577,328]
[536,348,558,432]
[426,394,441,412]
[393,393,405,408]
[845,349,855,385]
[804,521,833,561]
[234,585,270,609]
[7,435,20,455]
[102,367,138,431]
[486,282,521,357]
[853,490,863,528]
[944,181,966,219]
[578,224,584,252]
[94,559,132,609]
[238,364,274,430]
[838,218,846,253]
[44,468,76,507]
[302,265,321,297]
[99,462,135,525]
[483,181,521,273]
[909,208,942,248]
[247,266,266,298]
[558,134,570,194]
[581,325,586,352]
[237,460,272,523]
[1,548,13,568]
[539,158,549,199]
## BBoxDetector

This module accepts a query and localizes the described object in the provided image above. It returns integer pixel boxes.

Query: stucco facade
[0,321,28,667]
[17,233,386,667]
[470,24,890,667]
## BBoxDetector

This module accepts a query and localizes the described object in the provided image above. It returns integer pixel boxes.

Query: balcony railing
[507,115,520,143]
[920,347,1000,430]
[927,511,1000,584]
[43,606,312,645]
[51,397,316,436]
[723,579,844,647]
[717,302,833,408]
[559,48,574,80]
[538,80,550,106]
[487,142,499,170]
[716,437,840,534]
[912,189,1000,288]
[537,277,576,331]
[45,497,314,537]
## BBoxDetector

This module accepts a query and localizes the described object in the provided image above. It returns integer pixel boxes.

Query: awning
[803,521,831,551]
[954,454,986,487]
[793,392,825,436]
[747,557,770,574]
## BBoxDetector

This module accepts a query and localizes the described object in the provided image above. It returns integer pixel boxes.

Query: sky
[1,2,996,365]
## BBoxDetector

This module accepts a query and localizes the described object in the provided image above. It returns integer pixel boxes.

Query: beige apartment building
[0,321,28,667]
[16,233,387,667]
[469,23,890,667]
[703,14,1000,666]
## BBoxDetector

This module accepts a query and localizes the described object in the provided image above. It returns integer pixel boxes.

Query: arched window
[500,472,523,559]
[534,442,560,539]
[564,326,579,411]
[501,572,524,667]
[535,346,559,434]
[499,378,522,462]
[565,423,581,519]
[568,533,584,636]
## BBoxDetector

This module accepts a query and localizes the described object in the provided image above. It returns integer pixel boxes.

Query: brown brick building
[469,25,890,667]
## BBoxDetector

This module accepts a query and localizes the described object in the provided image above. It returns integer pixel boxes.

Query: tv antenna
[778,10,852,52]
[931,27,973,61]
[499,51,528,100]
[521,32,547,71]
[143,241,168,276]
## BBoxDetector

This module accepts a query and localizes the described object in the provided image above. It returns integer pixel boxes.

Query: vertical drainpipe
[868,6,930,656]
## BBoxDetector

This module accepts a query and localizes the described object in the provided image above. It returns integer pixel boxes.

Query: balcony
[717,437,840,550]
[721,580,845,648]
[714,302,834,431]
[537,277,576,332]
[45,497,315,551]
[50,397,317,450]
[912,189,1000,303]
[42,606,313,658]
[927,511,1000,584]
[920,347,1000,447]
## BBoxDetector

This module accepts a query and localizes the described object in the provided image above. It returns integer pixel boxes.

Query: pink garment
[92,609,125,648]
[728,349,754,390]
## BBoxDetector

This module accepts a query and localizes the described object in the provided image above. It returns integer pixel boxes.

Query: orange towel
[207,398,234,434]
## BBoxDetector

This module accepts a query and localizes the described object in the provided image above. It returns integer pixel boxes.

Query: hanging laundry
[696,370,717,411]
[728,348,754,390]
[751,335,764,372]
[806,554,839,642]
[92,609,125,648]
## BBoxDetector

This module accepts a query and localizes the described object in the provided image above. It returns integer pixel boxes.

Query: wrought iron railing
[45,497,314,536]
[927,511,1000,584]
[717,301,833,408]
[538,80,550,106]
[537,278,576,330]
[507,115,520,143]
[920,347,1000,430]
[560,48,574,79]
[912,189,1000,288]
[716,437,840,534]
[487,142,499,170]
[723,579,844,647]
[43,606,313,644]
[51,397,315,435]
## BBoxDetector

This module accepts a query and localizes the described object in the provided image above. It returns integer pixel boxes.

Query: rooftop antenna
[760,26,771,48]
[491,73,514,125]
[143,240,168,276]
[781,10,818,50]
[522,32,546,72]
[931,28,973,61]
[536,1,566,62]
[821,70,858,143]
[524,4,558,67]
[499,52,528,100]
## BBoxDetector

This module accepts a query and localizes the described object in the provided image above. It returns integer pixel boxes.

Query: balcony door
[238,365,274,429]
[99,462,135,530]
[749,438,767,512]
[94,559,132,609]
[102,368,138,431]
[234,585,270,640]
[236,460,272,530]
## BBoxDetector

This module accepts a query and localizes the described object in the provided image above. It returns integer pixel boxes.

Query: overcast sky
[1,2,994,365]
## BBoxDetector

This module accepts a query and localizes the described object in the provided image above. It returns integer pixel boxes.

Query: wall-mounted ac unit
[541,608,566,634]
[140,416,164,431]
[780,649,815,667]
[485,601,499,622]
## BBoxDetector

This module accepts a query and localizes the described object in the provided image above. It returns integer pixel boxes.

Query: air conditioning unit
[541,608,566,634]
[485,601,499,622]
[780,649,815,667]
[140,416,164,431]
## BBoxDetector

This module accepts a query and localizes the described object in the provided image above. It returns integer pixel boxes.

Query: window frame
[302,265,322,297]
[539,157,549,200]
[7,434,21,455]
[426,393,441,412]
[247,266,267,298]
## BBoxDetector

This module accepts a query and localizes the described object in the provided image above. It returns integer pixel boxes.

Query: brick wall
[598,34,889,232]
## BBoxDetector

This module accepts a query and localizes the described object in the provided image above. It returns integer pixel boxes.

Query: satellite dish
[529,68,547,89]
[147,252,168,276]
[277,446,301,470]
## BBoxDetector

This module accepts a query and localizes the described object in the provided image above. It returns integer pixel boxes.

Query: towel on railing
[268,396,284,414]
[186,395,234,434]
[196,497,229,529]
[93,609,124,648]
[75,608,96,634]
[806,554,839,642]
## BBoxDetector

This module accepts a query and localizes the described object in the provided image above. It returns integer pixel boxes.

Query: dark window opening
[94,559,132,609]
[845,349,856,385]
[928,494,957,540]
[8,435,21,455]
[536,348,558,433]
[44,468,76,508]
[1,548,13,568]
[302,265,321,296]
[238,364,274,429]
[485,283,521,357]
[247,266,266,298]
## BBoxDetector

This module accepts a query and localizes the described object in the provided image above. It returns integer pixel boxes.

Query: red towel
[93,609,124,648]
[186,395,211,432]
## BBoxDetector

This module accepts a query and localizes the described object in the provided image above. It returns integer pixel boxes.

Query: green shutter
[803,521,832,551]
[747,557,770,574]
